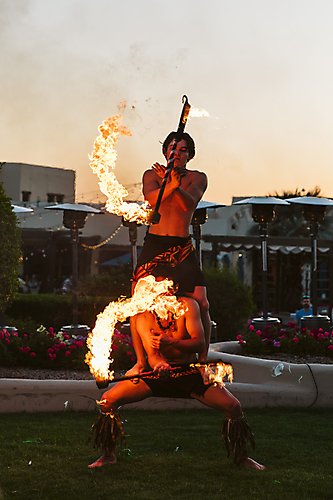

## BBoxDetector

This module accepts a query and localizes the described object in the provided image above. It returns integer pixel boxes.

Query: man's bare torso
[143,168,207,237]
[138,308,197,366]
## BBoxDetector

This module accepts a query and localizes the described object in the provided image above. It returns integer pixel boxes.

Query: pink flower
[23,346,31,353]
[23,334,28,338]
[236,335,243,341]
[317,333,324,339]
[47,348,54,354]
[19,347,24,352]
[63,334,69,340]
[279,335,284,339]
[239,339,245,345]
[327,345,333,351]
[293,338,299,343]
[5,338,10,344]
[319,328,323,333]
[30,352,36,357]
[130,356,136,362]
[53,345,60,352]
[256,330,261,335]
[59,342,66,348]
[309,332,314,337]
[112,345,119,351]
[249,325,254,331]
[49,327,54,333]
[65,350,71,356]
[69,345,76,350]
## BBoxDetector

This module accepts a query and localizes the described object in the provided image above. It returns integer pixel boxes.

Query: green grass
[0,408,332,500]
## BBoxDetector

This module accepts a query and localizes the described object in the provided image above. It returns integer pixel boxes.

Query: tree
[0,164,22,314]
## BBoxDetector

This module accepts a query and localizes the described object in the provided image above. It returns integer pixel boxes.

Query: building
[0,163,146,292]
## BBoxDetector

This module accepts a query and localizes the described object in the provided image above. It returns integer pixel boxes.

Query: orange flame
[196,362,233,387]
[189,107,210,118]
[85,276,188,383]
[89,102,151,224]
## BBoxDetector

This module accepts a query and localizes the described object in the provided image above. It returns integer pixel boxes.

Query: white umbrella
[12,205,33,213]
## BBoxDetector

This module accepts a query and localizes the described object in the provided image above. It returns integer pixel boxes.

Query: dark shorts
[134,232,205,293]
[142,371,213,399]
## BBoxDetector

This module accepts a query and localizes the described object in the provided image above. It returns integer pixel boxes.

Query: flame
[196,362,233,387]
[85,275,188,383]
[89,102,151,224]
[189,107,210,118]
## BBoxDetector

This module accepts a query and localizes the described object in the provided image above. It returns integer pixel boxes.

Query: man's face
[166,139,189,168]
[303,298,311,309]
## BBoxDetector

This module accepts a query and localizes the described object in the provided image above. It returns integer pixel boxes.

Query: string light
[81,223,123,250]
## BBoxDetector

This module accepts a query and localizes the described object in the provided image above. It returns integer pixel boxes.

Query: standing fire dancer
[129,131,210,374]
[88,294,265,470]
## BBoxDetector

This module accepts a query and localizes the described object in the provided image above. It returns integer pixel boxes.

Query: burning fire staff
[129,127,211,375]
[87,292,265,470]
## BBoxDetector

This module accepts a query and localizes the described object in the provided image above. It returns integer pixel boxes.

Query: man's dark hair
[162,132,195,161]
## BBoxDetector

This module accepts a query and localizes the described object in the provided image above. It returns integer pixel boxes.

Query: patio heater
[288,196,333,330]
[45,203,102,334]
[122,218,140,271]
[191,201,225,268]
[234,197,289,331]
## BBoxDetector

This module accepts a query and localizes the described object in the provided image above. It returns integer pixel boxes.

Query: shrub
[0,325,136,371]
[78,263,132,297]
[204,266,255,341]
[6,294,111,332]
[237,322,333,359]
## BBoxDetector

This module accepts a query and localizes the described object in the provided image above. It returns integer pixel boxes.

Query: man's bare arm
[142,169,182,209]
[148,164,207,211]
[172,171,207,211]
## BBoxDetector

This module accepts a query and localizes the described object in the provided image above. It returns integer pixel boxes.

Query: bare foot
[125,363,147,377]
[88,453,116,468]
[237,457,265,470]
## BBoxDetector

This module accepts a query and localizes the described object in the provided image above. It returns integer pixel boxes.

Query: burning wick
[189,107,210,118]
[89,102,151,224]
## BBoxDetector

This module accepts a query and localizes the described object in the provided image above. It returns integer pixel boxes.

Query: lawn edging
[0,342,332,412]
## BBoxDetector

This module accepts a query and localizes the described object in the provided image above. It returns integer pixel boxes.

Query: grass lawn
[0,408,332,500]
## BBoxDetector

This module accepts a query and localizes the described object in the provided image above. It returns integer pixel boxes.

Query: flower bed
[0,326,136,371]
[237,322,333,359]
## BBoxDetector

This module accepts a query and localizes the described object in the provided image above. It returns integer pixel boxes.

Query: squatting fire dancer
[88,290,265,470]
[129,131,211,376]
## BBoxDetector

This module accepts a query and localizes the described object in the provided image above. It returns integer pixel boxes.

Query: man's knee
[200,297,209,314]
[192,288,209,312]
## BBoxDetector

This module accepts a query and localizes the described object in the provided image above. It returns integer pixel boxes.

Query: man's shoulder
[187,169,207,179]
[180,296,201,312]
[143,168,158,179]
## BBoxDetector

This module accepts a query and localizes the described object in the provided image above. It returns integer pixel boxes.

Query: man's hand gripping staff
[148,95,191,225]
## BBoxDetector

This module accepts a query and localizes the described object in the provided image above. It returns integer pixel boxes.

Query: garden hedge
[6,294,114,333]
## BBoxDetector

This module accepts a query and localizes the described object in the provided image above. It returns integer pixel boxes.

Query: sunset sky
[2,0,333,206]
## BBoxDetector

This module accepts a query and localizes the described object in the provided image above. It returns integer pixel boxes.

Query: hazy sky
[2,0,333,205]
